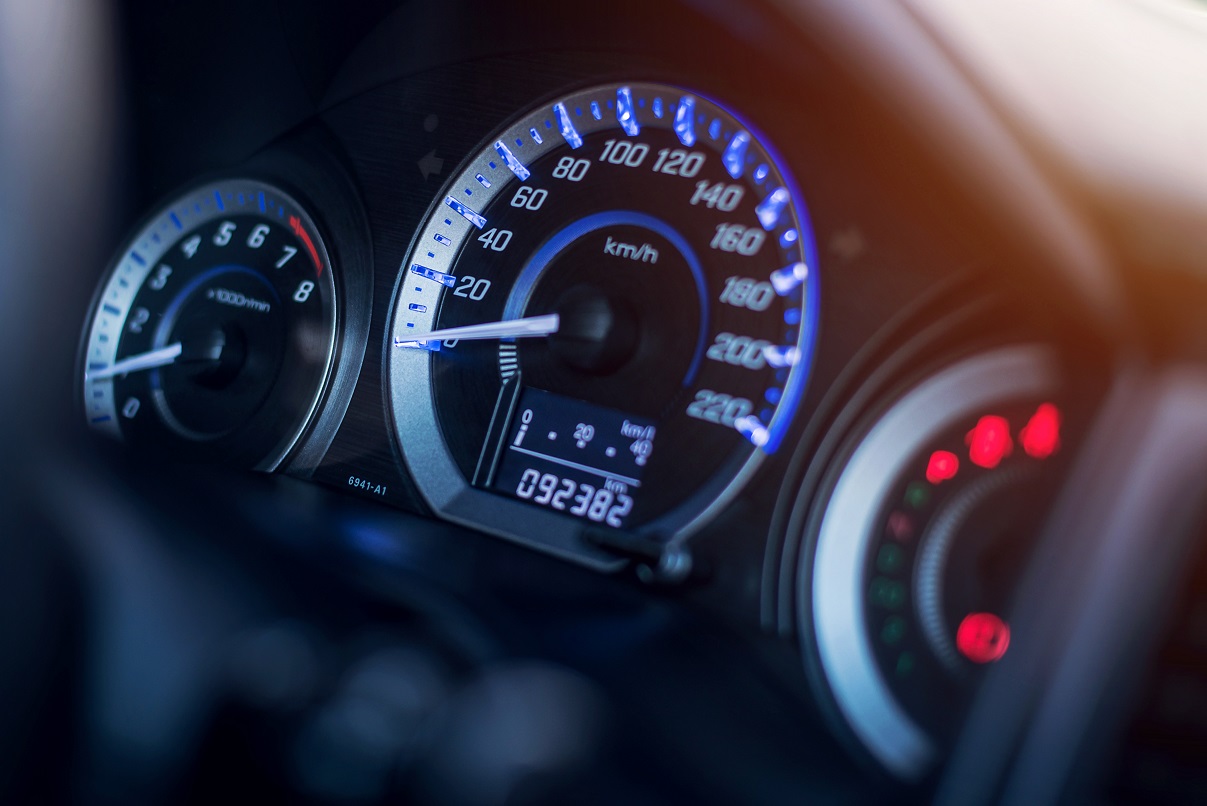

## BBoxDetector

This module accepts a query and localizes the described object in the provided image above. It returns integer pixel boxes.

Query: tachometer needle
[395,313,559,348]
[87,342,183,381]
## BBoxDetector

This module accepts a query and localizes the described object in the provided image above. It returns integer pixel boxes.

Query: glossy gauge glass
[804,347,1062,780]
[388,82,820,566]
[81,179,337,470]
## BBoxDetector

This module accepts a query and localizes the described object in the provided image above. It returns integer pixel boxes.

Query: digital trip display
[492,387,657,529]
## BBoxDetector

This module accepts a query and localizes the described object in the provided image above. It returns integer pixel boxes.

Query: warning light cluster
[925,403,1062,486]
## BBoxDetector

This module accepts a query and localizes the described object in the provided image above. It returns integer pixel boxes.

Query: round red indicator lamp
[926,450,960,485]
[966,415,1013,469]
[956,612,1011,664]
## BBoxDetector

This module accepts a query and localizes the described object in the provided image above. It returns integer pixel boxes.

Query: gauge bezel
[385,80,821,568]
[801,346,1057,779]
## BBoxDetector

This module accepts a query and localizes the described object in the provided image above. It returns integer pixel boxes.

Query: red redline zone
[289,215,323,277]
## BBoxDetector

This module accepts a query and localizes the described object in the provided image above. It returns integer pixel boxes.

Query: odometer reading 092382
[388,82,820,566]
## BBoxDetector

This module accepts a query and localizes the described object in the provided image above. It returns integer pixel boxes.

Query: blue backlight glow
[444,195,487,228]
[674,96,696,146]
[494,141,531,182]
[411,264,456,287]
[722,131,751,178]
[756,187,791,230]
[616,86,640,136]
[554,103,583,149]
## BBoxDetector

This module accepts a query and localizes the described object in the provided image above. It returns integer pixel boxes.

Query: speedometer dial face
[388,82,819,565]
[81,179,337,470]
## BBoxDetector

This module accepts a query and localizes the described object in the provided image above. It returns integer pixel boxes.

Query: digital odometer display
[388,81,820,565]
[490,386,656,529]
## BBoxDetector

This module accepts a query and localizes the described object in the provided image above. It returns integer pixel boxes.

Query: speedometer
[388,81,819,567]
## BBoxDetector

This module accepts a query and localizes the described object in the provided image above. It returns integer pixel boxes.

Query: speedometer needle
[87,342,183,381]
[395,313,559,348]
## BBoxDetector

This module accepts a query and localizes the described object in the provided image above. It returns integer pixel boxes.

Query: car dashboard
[6,0,1207,803]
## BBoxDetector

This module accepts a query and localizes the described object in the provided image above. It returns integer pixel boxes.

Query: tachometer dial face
[81,180,337,470]
[388,82,820,565]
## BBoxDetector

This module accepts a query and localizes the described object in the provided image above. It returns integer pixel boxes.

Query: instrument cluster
[79,2,1089,783]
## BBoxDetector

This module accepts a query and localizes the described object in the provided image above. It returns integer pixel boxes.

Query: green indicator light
[896,652,916,678]
[877,544,905,574]
[882,615,907,646]
[904,482,930,510]
[869,577,906,610]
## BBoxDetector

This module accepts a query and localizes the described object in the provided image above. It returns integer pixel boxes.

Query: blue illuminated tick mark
[544,119,552,129]
[515,137,523,147]
[780,229,799,248]
[674,96,697,147]
[553,103,583,149]
[607,99,615,109]
[278,208,284,218]
[464,188,472,196]
[575,106,582,116]
[170,212,183,230]
[709,118,723,141]
[760,408,774,422]
[443,196,487,228]
[616,86,640,136]
[489,161,497,170]
[151,233,160,243]
[529,127,543,144]
[239,193,246,205]
[475,173,492,188]
[590,102,602,121]
[722,131,751,178]
[495,140,531,181]
[258,192,266,213]
[434,233,452,246]
[195,204,202,213]
[118,278,129,288]
[754,163,770,184]
[213,191,224,211]
[765,388,783,405]
[784,307,803,325]
[91,416,112,424]
[755,187,791,230]
[653,97,664,118]
[98,334,110,343]
[131,252,146,266]
[415,286,423,292]
[772,262,809,296]
[409,303,428,313]
[411,264,457,287]
[444,218,452,225]
[102,304,120,316]
[427,252,435,258]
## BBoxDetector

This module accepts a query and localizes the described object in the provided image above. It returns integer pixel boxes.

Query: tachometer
[81,179,338,470]
[388,82,819,567]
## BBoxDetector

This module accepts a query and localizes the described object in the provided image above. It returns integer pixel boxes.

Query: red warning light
[1020,403,1062,460]
[956,612,1011,664]
[966,415,1014,469]
[925,450,959,485]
